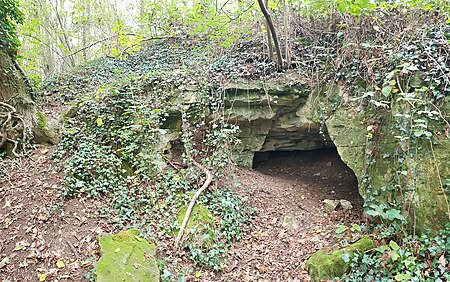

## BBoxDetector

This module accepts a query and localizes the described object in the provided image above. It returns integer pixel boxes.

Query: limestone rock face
[326,90,450,232]
[221,79,334,167]
[155,77,450,233]
[96,229,160,282]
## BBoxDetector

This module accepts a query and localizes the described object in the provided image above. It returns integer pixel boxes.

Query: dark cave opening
[252,148,364,211]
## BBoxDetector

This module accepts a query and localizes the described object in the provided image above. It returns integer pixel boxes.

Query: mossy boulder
[176,204,216,248]
[96,229,160,282]
[33,111,59,144]
[306,236,374,281]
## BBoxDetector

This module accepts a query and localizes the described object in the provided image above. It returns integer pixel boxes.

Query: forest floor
[0,147,364,281]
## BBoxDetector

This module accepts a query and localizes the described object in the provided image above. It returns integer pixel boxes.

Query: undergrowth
[53,71,253,272]
[43,3,450,279]
[343,223,450,281]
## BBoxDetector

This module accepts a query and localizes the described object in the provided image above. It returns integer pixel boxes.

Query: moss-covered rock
[306,236,374,281]
[33,111,59,145]
[36,111,48,130]
[176,204,216,248]
[96,229,160,282]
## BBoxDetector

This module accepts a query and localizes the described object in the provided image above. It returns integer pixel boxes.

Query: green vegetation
[51,47,253,272]
[0,0,23,51]
[343,223,450,281]
[1,0,450,280]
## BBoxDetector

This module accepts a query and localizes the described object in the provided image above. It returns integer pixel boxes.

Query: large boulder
[96,229,160,282]
[306,236,374,281]
[176,203,216,248]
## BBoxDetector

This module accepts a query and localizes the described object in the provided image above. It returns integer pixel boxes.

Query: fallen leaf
[96,117,103,126]
[257,264,265,273]
[19,260,28,268]
[38,273,47,281]
[56,260,65,268]
[3,218,14,228]
[0,257,10,268]
[195,271,201,278]
[14,243,24,251]
[439,254,446,267]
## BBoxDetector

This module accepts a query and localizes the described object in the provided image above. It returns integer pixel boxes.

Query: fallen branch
[163,156,181,172]
[66,240,81,261]
[174,151,213,248]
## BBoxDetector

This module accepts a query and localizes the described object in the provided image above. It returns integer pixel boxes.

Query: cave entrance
[252,148,364,212]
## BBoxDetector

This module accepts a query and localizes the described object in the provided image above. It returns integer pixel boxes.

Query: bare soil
[0,147,364,281]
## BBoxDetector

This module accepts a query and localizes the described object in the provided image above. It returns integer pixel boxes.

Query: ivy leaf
[381,86,392,97]
[365,209,380,217]
[394,273,411,281]
[351,224,361,232]
[336,225,347,234]
[375,245,389,253]
[385,209,405,221]
[389,240,400,251]
[390,250,400,261]
[342,253,350,262]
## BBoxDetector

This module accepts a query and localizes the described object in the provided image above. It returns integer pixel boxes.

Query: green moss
[176,204,216,247]
[177,204,215,230]
[37,111,48,130]
[96,229,160,282]
[306,236,374,281]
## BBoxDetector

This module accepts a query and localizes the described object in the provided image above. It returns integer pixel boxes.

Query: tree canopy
[0,0,23,51]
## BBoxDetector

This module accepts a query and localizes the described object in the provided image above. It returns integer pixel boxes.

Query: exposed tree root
[174,158,213,247]
[0,101,28,157]
[174,145,213,248]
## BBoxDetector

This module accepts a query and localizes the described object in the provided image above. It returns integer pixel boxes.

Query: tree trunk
[0,50,57,156]
[257,0,283,71]
[264,0,274,61]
